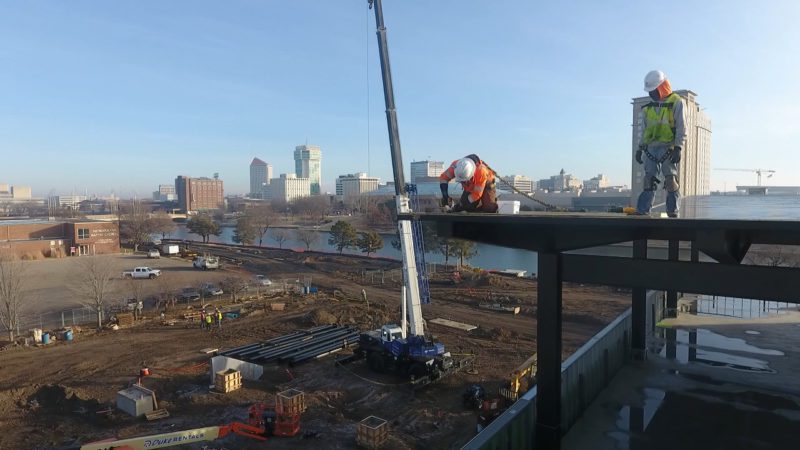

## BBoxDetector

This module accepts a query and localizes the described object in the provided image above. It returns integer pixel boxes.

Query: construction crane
[715,168,776,186]
[339,0,473,386]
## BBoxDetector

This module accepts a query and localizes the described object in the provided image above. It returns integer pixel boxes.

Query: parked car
[147,249,161,259]
[200,283,223,296]
[122,267,162,279]
[253,275,272,286]
[193,256,219,270]
[179,287,201,302]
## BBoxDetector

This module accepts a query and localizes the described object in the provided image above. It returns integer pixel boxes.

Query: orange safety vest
[440,159,496,204]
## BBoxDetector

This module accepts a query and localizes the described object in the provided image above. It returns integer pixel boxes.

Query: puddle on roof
[656,328,783,373]
[615,388,666,433]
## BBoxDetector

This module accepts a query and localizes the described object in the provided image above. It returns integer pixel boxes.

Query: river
[168,195,800,276]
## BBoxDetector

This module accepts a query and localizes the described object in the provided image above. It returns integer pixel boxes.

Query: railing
[463,308,633,449]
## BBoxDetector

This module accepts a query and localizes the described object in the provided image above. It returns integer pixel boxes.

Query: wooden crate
[214,369,242,393]
[357,415,388,449]
[116,312,134,327]
[270,303,286,311]
[276,388,305,415]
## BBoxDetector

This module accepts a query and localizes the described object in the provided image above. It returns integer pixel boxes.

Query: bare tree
[153,275,179,311]
[125,278,145,303]
[149,211,176,239]
[0,251,26,340]
[746,246,800,267]
[292,196,330,222]
[294,229,319,251]
[249,205,275,247]
[119,199,154,251]
[270,229,290,249]
[75,257,117,329]
[221,275,249,303]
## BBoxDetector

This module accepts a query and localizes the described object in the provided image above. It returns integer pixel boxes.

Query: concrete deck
[563,311,800,450]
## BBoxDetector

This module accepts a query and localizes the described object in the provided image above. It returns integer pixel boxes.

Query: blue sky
[1,0,798,197]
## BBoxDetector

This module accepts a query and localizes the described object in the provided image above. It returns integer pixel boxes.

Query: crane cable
[481,162,565,211]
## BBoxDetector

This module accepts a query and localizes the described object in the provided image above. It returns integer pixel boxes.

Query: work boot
[667,212,678,218]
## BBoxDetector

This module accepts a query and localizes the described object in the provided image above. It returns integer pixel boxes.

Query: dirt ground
[0,244,630,450]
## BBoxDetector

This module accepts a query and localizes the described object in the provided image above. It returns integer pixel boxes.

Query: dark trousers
[460,182,498,213]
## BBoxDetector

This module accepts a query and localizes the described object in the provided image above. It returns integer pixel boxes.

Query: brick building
[175,175,224,213]
[0,220,120,258]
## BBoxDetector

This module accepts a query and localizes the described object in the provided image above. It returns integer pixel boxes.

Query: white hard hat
[644,70,667,92]
[454,158,476,182]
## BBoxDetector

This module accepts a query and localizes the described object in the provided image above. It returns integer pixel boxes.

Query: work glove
[671,146,682,164]
[635,144,645,164]
[440,196,450,207]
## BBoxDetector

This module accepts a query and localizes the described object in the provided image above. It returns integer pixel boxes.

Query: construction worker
[205,312,212,330]
[216,308,223,329]
[439,154,498,213]
[199,310,206,330]
[635,70,687,217]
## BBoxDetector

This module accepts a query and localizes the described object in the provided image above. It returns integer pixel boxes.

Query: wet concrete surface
[563,314,800,450]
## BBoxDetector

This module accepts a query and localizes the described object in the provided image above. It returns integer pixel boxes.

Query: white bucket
[497,200,520,214]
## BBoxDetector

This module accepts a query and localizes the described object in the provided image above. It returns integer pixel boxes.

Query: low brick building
[0,219,120,258]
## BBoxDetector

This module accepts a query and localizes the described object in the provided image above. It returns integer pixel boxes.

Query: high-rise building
[500,175,534,193]
[294,145,322,195]
[410,160,445,183]
[268,173,311,203]
[249,157,273,199]
[175,175,224,213]
[336,173,380,199]
[583,174,610,191]
[631,89,712,205]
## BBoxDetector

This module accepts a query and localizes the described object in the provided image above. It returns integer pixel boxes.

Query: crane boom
[715,168,776,186]
[369,0,424,336]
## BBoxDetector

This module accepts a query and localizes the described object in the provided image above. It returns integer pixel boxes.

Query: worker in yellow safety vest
[635,70,687,217]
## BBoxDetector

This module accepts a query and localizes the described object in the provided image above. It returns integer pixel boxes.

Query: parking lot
[18,253,235,316]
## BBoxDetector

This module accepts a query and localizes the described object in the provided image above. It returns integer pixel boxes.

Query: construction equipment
[499,352,538,402]
[716,168,776,186]
[78,402,299,450]
[341,0,472,387]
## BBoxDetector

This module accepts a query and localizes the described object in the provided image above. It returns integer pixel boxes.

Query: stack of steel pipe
[219,325,359,366]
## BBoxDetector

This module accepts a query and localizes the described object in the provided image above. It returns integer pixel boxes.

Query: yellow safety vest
[642,92,681,144]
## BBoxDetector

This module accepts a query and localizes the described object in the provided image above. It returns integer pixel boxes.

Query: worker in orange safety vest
[439,154,498,213]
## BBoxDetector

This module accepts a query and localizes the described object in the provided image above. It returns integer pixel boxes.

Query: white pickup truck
[122,267,162,279]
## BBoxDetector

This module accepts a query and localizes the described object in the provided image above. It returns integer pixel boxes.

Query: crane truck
[338,0,473,387]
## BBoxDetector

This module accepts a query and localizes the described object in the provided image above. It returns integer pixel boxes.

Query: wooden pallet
[214,369,242,393]
[145,408,170,421]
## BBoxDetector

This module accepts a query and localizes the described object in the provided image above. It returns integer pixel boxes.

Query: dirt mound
[310,309,338,325]
[29,384,100,414]
[472,326,518,342]
[305,304,391,329]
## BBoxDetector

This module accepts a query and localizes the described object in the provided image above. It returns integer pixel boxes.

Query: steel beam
[536,252,562,449]
[562,255,800,302]
[631,240,648,360]
[666,240,679,318]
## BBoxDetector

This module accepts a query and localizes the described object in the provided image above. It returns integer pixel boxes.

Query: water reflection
[657,328,782,373]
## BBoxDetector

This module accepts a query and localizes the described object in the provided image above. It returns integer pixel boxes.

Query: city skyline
[1,1,798,195]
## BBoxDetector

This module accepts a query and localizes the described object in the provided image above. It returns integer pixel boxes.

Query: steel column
[631,240,647,360]
[666,240,679,318]
[536,252,563,449]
